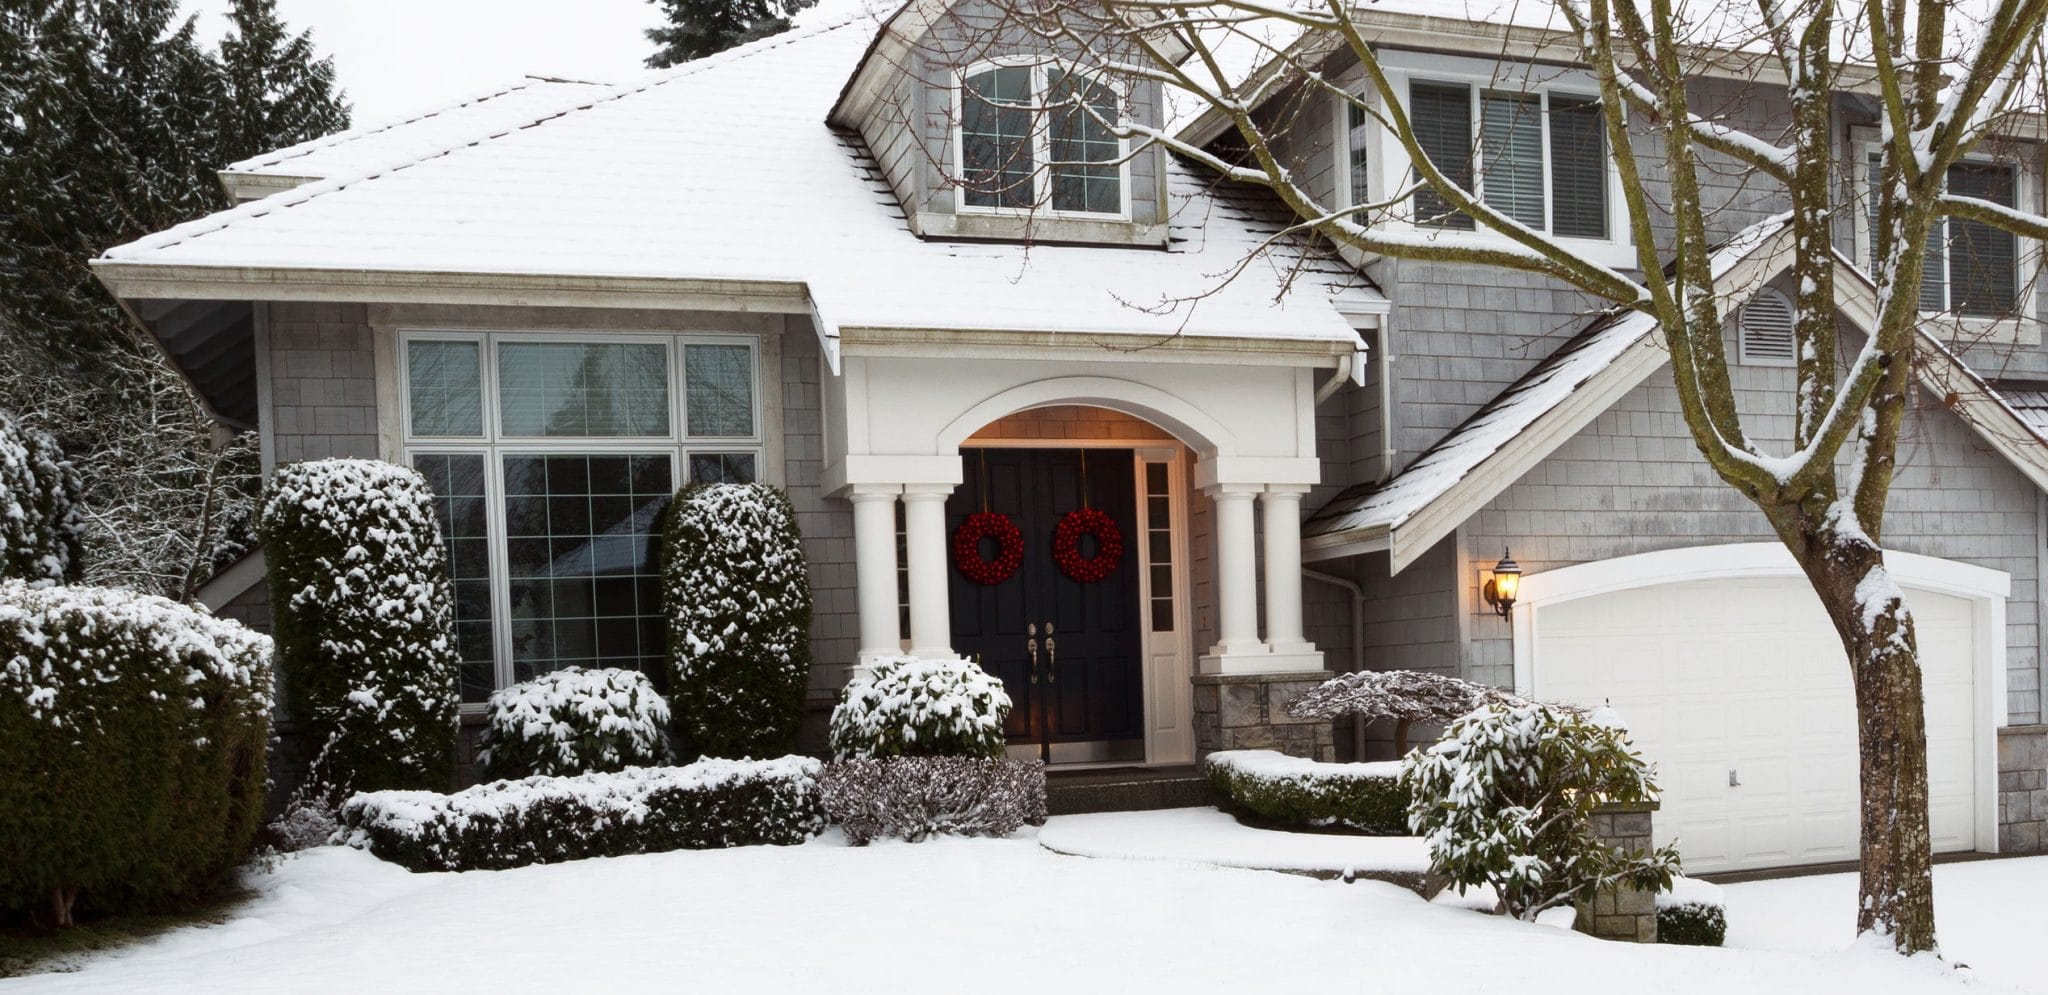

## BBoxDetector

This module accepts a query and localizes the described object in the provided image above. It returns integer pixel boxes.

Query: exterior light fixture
[1483,547,1521,619]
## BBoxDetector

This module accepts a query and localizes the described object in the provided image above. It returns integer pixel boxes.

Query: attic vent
[1738,288,1797,367]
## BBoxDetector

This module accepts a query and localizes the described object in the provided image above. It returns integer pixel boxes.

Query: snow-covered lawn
[0,831,2031,994]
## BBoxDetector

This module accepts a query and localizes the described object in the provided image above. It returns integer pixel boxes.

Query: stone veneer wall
[1999,725,2048,853]
[1577,804,1659,943]
[1192,672,1334,761]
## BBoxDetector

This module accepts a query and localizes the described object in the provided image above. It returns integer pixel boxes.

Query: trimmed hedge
[1657,877,1727,946]
[0,582,272,924]
[260,459,460,803]
[0,410,86,586]
[829,655,1011,759]
[664,483,812,761]
[339,757,825,872]
[1203,749,1410,835]
[478,667,673,780]
[820,757,1047,844]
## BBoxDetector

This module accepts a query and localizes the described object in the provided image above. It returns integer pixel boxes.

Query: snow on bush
[1203,750,1410,835]
[1657,876,1728,946]
[0,410,86,586]
[339,756,825,872]
[1286,670,1515,754]
[829,655,1011,759]
[1401,701,1680,921]
[478,667,673,779]
[663,483,812,760]
[260,458,460,804]
[820,757,1047,844]
[0,581,272,925]
[265,799,342,854]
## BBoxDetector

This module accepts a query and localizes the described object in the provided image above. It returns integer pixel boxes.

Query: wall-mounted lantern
[1482,547,1521,619]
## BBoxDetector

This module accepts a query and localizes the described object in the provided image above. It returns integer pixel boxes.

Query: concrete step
[1045,765,1215,816]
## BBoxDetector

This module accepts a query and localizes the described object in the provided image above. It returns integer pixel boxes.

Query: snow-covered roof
[99,15,1377,366]
[1991,386,2048,439]
[220,76,621,189]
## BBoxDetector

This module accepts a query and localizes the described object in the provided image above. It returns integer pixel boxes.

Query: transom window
[402,331,763,703]
[1862,150,2023,319]
[1404,80,1608,238]
[957,62,1126,217]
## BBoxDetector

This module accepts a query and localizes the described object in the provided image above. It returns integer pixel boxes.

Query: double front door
[947,448,1144,763]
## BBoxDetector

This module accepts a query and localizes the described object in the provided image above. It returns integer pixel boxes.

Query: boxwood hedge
[1203,749,1410,835]
[1657,877,1728,946]
[0,582,272,925]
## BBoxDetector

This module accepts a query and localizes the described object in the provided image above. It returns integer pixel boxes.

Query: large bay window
[402,332,763,702]
[957,62,1127,217]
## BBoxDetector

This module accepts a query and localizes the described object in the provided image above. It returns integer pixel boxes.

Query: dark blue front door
[948,448,1144,763]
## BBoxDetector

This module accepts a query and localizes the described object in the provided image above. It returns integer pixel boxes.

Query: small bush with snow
[265,799,341,853]
[0,410,86,586]
[478,667,673,780]
[1203,750,1410,835]
[1286,669,1515,754]
[339,757,825,872]
[0,582,272,925]
[1402,701,1680,922]
[829,655,1011,760]
[260,458,461,804]
[820,757,1047,845]
[664,483,813,761]
[1657,877,1727,946]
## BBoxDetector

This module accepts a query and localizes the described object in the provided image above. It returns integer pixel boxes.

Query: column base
[1192,670,1335,762]
[1199,648,1324,675]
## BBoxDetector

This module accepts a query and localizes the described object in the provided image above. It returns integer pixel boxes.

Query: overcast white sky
[178,0,665,124]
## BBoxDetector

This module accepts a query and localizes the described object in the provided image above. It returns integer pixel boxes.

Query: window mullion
[1539,89,1553,235]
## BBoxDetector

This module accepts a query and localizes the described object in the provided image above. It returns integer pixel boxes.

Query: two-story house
[94,0,2048,875]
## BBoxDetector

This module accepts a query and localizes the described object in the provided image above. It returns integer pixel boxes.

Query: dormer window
[957,62,1127,218]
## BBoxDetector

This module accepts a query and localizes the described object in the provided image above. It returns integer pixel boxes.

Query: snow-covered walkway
[1038,806,1430,876]
[2,831,2032,994]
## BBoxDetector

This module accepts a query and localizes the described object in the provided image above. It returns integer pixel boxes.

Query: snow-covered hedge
[1657,877,1727,946]
[1402,701,1680,921]
[0,582,272,924]
[339,757,824,872]
[478,667,673,779]
[663,483,812,760]
[829,655,1011,759]
[261,459,461,803]
[0,411,86,586]
[1203,750,1410,835]
[820,757,1047,844]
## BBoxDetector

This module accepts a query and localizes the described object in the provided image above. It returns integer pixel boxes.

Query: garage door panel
[1537,578,1981,874]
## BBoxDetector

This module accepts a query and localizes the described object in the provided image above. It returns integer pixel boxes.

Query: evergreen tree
[218,0,349,165]
[644,0,816,67]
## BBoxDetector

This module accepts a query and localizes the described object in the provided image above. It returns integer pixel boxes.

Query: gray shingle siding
[261,301,379,466]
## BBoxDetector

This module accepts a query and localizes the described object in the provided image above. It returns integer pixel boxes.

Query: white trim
[934,377,1237,457]
[1510,541,2008,856]
[950,59,1134,223]
[197,550,268,611]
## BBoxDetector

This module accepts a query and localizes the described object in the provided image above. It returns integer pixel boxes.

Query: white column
[1208,483,1266,658]
[1261,485,1316,659]
[849,487,902,665]
[902,484,955,658]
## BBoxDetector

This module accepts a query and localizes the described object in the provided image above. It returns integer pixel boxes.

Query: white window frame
[397,328,768,703]
[1851,128,2041,345]
[1336,51,1636,269]
[951,58,1134,222]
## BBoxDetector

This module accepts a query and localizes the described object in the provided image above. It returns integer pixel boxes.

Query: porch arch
[934,376,1238,458]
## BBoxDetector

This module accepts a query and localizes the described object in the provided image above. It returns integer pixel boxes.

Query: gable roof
[97,14,1377,384]
[1303,221,2048,571]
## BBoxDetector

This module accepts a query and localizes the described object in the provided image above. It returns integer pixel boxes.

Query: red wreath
[1052,507,1124,584]
[953,511,1023,585]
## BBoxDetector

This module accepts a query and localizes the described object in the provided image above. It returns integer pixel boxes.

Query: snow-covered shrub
[1657,877,1727,946]
[1402,701,1680,921]
[1286,669,1515,754]
[829,655,1011,759]
[265,799,341,853]
[260,459,460,804]
[820,757,1046,844]
[339,757,824,872]
[663,483,812,760]
[478,667,673,779]
[0,582,271,925]
[0,410,86,586]
[1203,750,1410,835]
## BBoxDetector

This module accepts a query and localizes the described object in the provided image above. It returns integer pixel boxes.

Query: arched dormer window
[956,61,1127,219]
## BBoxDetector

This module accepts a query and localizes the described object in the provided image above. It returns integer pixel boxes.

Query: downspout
[1374,319,1398,484]
[1303,567,1367,761]
[1314,351,1356,405]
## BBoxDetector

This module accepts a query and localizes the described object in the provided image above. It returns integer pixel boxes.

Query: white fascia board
[90,261,815,314]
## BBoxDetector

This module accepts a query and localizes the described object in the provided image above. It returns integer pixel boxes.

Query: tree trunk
[1394,718,1411,756]
[1799,539,1938,953]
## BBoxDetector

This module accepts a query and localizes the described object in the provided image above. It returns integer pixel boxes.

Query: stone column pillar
[901,484,955,658]
[1207,483,1265,659]
[1259,485,1316,661]
[1575,802,1661,943]
[849,486,902,666]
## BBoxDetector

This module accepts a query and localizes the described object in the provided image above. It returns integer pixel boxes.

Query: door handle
[1044,622,1056,684]
[1027,622,1039,684]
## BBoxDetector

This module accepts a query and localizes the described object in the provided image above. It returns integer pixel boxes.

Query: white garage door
[1535,576,1980,874]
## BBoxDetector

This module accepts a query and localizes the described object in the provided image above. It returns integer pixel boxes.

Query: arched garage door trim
[1509,541,2008,856]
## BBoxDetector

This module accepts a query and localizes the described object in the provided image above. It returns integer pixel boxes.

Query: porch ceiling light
[1483,548,1521,619]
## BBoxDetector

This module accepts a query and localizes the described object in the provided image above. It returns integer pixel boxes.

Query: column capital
[1262,483,1314,498]
[901,482,955,500]
[845,484,903,502]
[1202,482,1266,499]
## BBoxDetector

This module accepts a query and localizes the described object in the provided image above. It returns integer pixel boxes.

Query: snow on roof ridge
[107,18,875,261]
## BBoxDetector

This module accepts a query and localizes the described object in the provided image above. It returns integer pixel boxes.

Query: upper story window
[957,62,1127,218]
[1861,148,2024,320]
